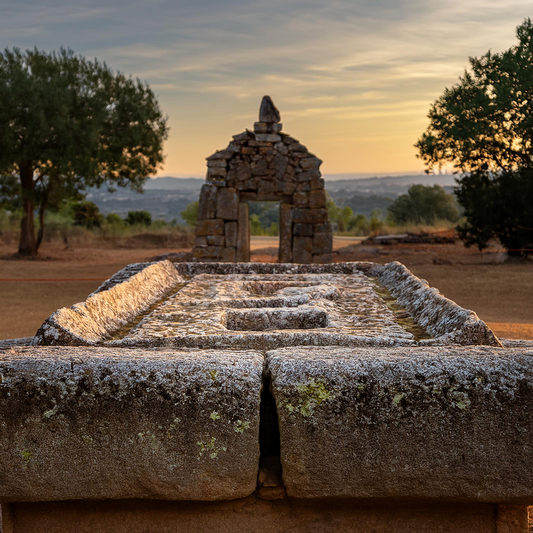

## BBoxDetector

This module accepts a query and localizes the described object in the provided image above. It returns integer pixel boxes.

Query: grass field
[1,237,532,340]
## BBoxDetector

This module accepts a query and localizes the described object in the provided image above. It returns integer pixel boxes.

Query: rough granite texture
[116,273,420,349]
[0,347,262,502]
[373,262,501,346]
[34,261,183,346]
[267,346,533,503]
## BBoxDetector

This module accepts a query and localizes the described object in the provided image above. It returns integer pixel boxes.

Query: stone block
[206,150,234,161]
[207,159,227,168]
[193,245,222,259]
[0,347,263,501]
[248,141,272,147]
[253,122,270,133]
[272,153,288,179]
[236,162,252,181]
[292,208,327,224]
[194,236,207,247]
[232,131,253,142]
[267,346,533,502]
[197,184,218,220]
[207,167,226,179]
[313,223,331,234]
[279,203,293,263]
[195,218,224,236]
[312,253,332,264]
[274,141,288,155]
[236,203,250,262]
[296,182,311,193]
[293,223,314,236]
[251,159,268,176]
[297,169,321,182]
[225,222,238,248]
[242,147,256,155]
[300,157,322,170]
[34,261,182,346]
[207,235,225,246]
[220,247,236,262]
[292,236,313,263]
[288,143,307,152]
[255,134,281,143]
[312,231,332,254]
[309,189,327,209]
[293,192,308,208]
[216,188,239,220]
[258,180,276,195]
[311,177,325,190]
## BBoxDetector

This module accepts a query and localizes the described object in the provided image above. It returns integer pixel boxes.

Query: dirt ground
[1,237,532,340]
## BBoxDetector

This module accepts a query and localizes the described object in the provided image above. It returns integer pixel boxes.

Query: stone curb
[34,261,183,346]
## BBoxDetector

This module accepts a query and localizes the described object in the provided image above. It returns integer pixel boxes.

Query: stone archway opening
[192,96,332,264]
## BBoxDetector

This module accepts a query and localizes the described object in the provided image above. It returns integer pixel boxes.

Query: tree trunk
[36,192,48,251]
[18,162,37,257]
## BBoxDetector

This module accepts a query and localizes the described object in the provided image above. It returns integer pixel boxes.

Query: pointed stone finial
[259,96,280,123]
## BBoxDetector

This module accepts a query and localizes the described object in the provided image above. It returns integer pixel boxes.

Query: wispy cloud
[1,0,531,174]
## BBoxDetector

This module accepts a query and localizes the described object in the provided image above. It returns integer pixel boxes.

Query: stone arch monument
[192,96,332,263]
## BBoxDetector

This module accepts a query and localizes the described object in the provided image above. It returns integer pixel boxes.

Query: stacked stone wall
[192,97,332,263]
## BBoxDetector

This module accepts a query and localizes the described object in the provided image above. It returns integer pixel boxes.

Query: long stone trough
[0,261,531,532]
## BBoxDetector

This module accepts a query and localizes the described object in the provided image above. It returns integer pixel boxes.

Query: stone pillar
[278,203,292,263]
[236,202,250,262]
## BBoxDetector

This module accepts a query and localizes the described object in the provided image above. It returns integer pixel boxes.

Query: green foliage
[105,213,123,225]
[416,19,533,174]
[455,170,533,253]
[181,201,198,226]
[125,210,152,226]
[387,185,459,224]
[416,18,533,253]
[0,47,169,255]
[72,201,104,229]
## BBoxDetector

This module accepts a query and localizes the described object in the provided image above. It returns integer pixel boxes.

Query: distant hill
[86,174,460,223]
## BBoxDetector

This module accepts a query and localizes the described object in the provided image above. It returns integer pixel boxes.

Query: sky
[1,0,532,179]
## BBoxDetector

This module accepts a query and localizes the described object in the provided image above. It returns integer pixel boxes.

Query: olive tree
[0,47,168,256]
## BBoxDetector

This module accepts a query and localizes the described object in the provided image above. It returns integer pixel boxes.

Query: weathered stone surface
[220,247,236,262]
[293,223,313,236]
[34,261,182,346]
[312,231,332,254]
[292,192,308,208]
[292,236,313,263]
[197,184,218,220]
[216,187,238,220]
[207,159,227,168]
[308,189,327,209]
[255,134,281,143]
[196,219,224,236]
[312,253,332,264]
[259,95,281,123]
[207,235,224,246]
[193,246,222,260]
[299,157,322,170]
[374,262,502,346]
[193,97,332,263]
[224,221,238,248]
[267,346,533,503]
[272,153,288,179]
[206,150,234,161]
[207,167,226,179]
[0,347,262,502]
[279,204,293,263]
[236,203,250,262]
